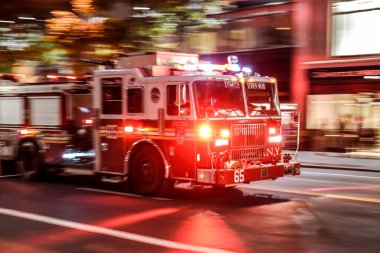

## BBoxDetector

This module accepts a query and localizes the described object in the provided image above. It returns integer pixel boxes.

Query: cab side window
[101,78,122,115]
[127,87,143,114]
[167,84,190,116]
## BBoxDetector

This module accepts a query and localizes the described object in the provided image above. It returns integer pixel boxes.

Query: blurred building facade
[299,0,380,152]
[180,0,380,152]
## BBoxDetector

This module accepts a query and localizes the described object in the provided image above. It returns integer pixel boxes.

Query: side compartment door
[0,96,24,159]
[28,95,64,164]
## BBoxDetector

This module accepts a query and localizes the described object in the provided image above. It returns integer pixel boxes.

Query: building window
[332,0,380,56]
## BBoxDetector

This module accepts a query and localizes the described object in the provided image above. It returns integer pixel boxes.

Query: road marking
[0,207,234,253]
[238,185,380,204]
[302,171,380,180]
[286,177,380,187]
[286,177,335,184]
[77,188,171,201]
[0,174,21,178]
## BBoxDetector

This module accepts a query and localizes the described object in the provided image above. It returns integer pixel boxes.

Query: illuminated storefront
[304,0,380,151]
[306,66,380,151]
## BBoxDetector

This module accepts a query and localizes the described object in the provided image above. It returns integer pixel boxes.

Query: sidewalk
[295,150,380,172]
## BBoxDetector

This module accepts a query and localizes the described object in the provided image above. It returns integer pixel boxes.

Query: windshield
[194,80,246,118]
[246,81,281,116]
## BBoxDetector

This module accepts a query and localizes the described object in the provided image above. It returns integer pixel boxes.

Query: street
[1,164,379,253]
[1,1,379,252]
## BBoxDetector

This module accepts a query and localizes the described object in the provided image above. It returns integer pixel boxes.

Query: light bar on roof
[182,64,198,71]
[171,55,257,76]
[226,63,241,72]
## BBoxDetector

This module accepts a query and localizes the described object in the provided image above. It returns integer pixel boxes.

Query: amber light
[19,129,29,135]
[215,129,229,146]
[47,75,58,79]
[220,129,230,138]
[268,127,277,134]
[269,78,277,83]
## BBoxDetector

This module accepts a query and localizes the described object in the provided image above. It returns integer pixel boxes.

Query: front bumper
[197,161,300,185]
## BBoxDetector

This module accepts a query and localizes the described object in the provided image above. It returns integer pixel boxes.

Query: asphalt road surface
[0,167,379,253]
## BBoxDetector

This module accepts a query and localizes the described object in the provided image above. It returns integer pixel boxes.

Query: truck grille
[230,123,266,160]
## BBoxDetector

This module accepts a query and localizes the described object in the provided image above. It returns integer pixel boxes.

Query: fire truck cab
[0,52,300,196]
[92,52,300,195]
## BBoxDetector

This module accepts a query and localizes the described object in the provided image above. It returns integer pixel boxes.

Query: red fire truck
[0,52,300,196]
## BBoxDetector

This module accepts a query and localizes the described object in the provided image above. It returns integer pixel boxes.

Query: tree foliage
[0,0,234,73]
[46,0,233,59]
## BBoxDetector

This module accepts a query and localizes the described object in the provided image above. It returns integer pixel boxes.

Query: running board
[174,180,194,190]
[63,167,95,175]
[100,175,126,184]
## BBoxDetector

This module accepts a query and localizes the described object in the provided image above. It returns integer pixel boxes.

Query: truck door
[165,83,196,179]
[96,76,127,174]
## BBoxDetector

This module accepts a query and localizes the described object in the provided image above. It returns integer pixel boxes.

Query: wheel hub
[142,163,153,180]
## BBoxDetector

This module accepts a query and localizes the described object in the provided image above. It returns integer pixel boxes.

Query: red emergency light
[82,119,94,126]
[47,75,77,80]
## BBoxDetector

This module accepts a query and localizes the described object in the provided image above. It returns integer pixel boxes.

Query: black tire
[130,146,168,196]
[17,141,43,181]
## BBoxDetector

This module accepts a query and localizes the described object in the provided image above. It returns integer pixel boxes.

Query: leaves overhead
[1,0,234,73]
[46,0,233,56]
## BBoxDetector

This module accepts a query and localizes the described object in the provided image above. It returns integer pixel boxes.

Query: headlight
[198,124,212,140]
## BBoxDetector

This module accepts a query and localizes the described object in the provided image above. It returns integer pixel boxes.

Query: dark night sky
[0,0,71,20]
[0,1,286,21]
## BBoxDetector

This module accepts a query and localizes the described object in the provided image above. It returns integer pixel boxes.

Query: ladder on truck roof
[0,82,91,95]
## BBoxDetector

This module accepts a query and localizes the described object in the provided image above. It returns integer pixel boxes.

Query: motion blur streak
[96,208,181,228]
[0,207,235,253]
[1,207,182,249]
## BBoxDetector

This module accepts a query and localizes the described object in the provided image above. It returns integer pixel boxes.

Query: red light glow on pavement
[0,206,234,253]
[97,207,180,228]
[4,207,181,249]
[167,210,248,253]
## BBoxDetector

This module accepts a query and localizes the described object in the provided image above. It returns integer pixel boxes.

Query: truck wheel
[17,141,43,181]
[130,146,165,196]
